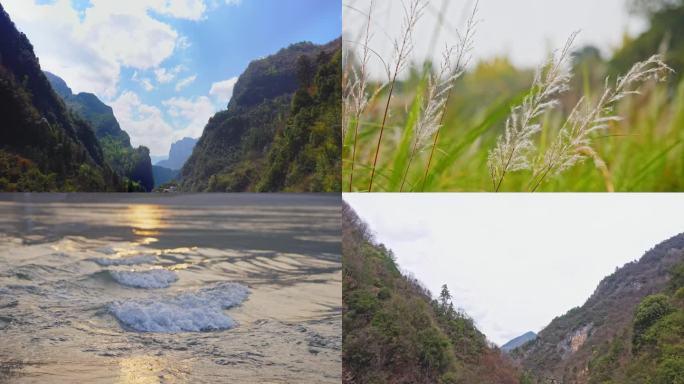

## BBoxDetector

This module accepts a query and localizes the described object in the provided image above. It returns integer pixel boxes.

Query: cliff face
[45,72,153,192]
[179,39,341,192]
[0,3,122,191]
[156,137,197,170]
[514,234,684,383]
[45,72,131,146]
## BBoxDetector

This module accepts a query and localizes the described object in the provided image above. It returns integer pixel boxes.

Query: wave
[109,282,250,332]
[108,269,178,289]
[92,255,156,266]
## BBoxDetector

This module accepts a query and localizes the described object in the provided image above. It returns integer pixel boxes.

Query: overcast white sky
[344,193,684,345]
[344,0,648,79]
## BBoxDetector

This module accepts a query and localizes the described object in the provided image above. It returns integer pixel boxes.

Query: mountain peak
[229,38,341,109]
[501,331,537,352]
[157,137,198,171]
[44,71,72,97]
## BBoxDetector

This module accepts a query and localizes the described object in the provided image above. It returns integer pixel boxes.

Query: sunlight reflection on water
[125,204,167,244]
[0,194,341,383]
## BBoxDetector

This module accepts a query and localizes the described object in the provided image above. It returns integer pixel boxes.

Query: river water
[0,194,341,383]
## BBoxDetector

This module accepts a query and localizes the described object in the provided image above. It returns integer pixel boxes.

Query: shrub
[655,356,684,384]
[633,294,674,349]
[418,327,452,372]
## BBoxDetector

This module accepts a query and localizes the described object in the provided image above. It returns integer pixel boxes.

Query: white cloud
[208,0,243,7]
[132,71,155,91]
[140,78,155,92]
[2,0,211,97]
[3,0,239,155]
[154,65,183,84]
[209,76,239,104]
[110,91,176,155]
[175,75,197,91]
[175,35,192,50]
[3,0,120,97]
[162,96,216,139]
[156,0,207,21]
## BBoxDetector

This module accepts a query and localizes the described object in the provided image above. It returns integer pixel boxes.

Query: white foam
[109,269,178,289]
[109,282,250,332]
[92,255,156,266]
[94,247,116,255]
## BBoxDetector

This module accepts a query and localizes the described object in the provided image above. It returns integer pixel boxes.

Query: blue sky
[4,0,341,156]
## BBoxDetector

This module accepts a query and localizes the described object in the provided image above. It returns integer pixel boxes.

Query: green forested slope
[179,39,341,192]
[0,4,123,191]
[582,262,684,384]
[514,234,684,384]
[45,72,153,191]
[342,203,521,384]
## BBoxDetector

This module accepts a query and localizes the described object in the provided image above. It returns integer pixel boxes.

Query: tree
[439,284,452,315]
[668,263,684,292]
[627,0,682,16]
[296,55,315,88]
[632,294,673,349]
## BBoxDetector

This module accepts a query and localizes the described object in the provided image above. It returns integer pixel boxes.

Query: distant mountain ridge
[179,39,341,192]
[157,137,197,170]
[501,331,537,352]
[45,72,153,191]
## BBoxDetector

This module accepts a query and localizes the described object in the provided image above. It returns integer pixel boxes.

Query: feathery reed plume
[399,46,461,191]
[420,1,479,191]
[529,54,673,191]
[343,0,375,192]
[368,0,427,192]
[487,31,578,192]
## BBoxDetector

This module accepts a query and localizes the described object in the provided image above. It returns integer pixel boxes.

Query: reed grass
[342,0,682,192]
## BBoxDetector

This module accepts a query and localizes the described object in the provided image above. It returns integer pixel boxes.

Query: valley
[0,3,340,193]
[342,199,684,384]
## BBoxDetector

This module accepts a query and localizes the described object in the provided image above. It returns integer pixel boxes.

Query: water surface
[0,194,341,383]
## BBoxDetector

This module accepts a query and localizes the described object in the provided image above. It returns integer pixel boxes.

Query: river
[0,193,341,383]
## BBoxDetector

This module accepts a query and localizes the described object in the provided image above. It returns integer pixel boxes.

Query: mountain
[179,39,341,192]
[45,72,153,191]
[502,332,537,353]
[157,137,197,170]
[152,165,179,188]
[513,233,684,383]
[342,202,521,384]
[0,4,123,191]
[44,72,130,144]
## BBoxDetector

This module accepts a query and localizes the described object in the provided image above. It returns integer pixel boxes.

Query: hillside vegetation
[45,72,153,191]
[180,39,341,192]
[513,234,684,383]
[342,202,521,384]
[0,3,124,191]
[343,199,684,383]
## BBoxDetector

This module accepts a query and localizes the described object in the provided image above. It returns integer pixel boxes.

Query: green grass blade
[386,78,426,191]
